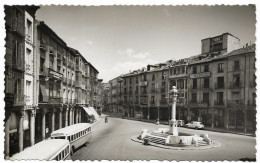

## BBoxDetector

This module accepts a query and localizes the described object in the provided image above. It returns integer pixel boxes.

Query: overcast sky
[36,5,256,82]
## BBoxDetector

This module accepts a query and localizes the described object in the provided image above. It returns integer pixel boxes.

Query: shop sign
[139,81,148,86]
[190,72,211,79]
[49,69,63,79]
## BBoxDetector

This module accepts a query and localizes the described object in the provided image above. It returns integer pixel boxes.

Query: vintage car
[176,120,185,127]
[185,121,204,129]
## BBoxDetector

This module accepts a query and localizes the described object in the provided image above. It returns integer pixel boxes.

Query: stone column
[244,110,247,133]
[147,107,150,120]
[59,108,63,129]
[65,108,68,127]
[17,111,25,152]
[51,109,55,133]
[30,110,36,146]
[225,109,229,131]
[75,109,79,124]
[211,109,215,128]
[41,109,46,140]
[169,86,178,136]
[4,112,10,159]
[78,110,81,123]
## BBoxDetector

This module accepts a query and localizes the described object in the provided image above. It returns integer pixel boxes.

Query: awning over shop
[89,107,100,120]
[82,107,94,116]
[81,106,100,121]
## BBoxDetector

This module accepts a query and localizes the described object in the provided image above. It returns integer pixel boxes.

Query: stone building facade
[106,33,256,133]
[4,6,101,158]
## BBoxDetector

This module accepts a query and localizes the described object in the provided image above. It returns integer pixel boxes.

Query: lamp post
[169,86,178,136]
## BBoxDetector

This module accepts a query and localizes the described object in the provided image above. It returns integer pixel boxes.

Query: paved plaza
[72,115,256,161]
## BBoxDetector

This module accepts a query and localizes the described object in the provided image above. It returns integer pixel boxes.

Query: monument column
[169,86,178,136]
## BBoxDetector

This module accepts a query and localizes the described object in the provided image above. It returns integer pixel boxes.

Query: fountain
[136,86,219,149]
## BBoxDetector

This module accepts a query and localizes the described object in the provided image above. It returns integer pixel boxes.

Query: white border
[0,1,258,163]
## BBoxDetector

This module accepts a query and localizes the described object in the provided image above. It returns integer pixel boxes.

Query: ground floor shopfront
[4,104,93,159]
[117,104,256,133]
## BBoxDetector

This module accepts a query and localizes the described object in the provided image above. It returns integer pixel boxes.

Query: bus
[9,139,71,160]
[51,123,92,154]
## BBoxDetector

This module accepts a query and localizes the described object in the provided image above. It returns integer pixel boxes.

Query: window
[203,92,209,104]
[217,92,224,105]
[151,83,156,92]
[152,74,155,81]
[191,93,197,103]
[151,96,155,103]
[218,63,224,73]
[204,77,210,88]
[26,19,32,39]
[217,77,224,88]
[174,68,176,74]
[233,74,240,88]
[234,61,240,70]
[162,72,166,80]
[204,65,209,72]
[192,67,197,74]
[130,78,132,84]
[143,74,147,81]
[135,86,138,93]
[49,84,53,97]
[192,79,197,89]
[182,67,185,74]
[162,82,166,89]
[135,77,138,84]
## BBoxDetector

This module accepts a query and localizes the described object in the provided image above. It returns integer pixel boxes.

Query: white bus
[9,139,71,160]
[51,123,92,154]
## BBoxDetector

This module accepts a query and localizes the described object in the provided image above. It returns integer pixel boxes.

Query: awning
[88,107,100,120]
[82,107,94,116]
[40,84,48,102]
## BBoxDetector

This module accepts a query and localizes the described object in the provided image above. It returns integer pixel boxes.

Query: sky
[36,5,256,82]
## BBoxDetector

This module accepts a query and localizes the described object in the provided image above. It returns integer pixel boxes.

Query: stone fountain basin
[167,132,198,146]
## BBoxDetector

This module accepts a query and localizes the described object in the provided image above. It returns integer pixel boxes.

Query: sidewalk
[104,112,255,137]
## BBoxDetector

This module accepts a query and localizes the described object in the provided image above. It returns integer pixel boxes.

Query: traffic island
[133,86,221,150]
[131,135,221,150]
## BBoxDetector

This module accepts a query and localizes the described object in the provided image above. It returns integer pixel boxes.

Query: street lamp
[168,86,178,136]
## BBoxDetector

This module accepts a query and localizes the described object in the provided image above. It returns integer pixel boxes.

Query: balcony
[227,100,244,109]
[76,65,80,71]
[140,90,147,95]
[57,54,62,61]
[48,96,62,104]
[14,95,25,106]
[57,60,61,66]
[39,66,48,77]
[215,83,225,89]
[150,101,155,105]
[11,20,24,36]
[63,60,67,66]
[62,77,67,84]
[169,73,188,79]
[67,79,72,86]
[214,100,224,106]
[139,81,148,86]
[229,82,242,89]
[160,99,167,105]
[161,88,166,93]
[13,58,25,72]
[75,81,81,88]
[40,41,47,51]
[233,65,240,71]
[189,101,208,107]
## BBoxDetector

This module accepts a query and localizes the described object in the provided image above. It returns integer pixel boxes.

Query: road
[72,115,256,161]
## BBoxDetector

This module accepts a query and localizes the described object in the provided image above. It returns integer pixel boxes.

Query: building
[101,83,110,112]
[4,6,39,158]
[4,6,101,159]
[96,79,104,115]
[107,33,256,133]
[108,76,123,115]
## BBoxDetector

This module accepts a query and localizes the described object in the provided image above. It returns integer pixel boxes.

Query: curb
[105,113,255,137]
[131,136,221,150]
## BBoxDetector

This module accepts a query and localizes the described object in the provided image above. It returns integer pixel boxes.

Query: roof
[37,21,67,47]
[189,44,255,65]
[51,123,92,136]
[10,139,69,160]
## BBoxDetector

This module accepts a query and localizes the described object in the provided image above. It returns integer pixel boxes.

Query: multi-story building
[101,83,111,112]
[109,76,123,114]
[187,34,255,131]
[4,6,39,158]
[108,33,256,133]
[96,79,104,115]
[4,6,101,158]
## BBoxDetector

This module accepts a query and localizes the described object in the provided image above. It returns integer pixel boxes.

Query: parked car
[185,121,204,129]
[176,120,185,127]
